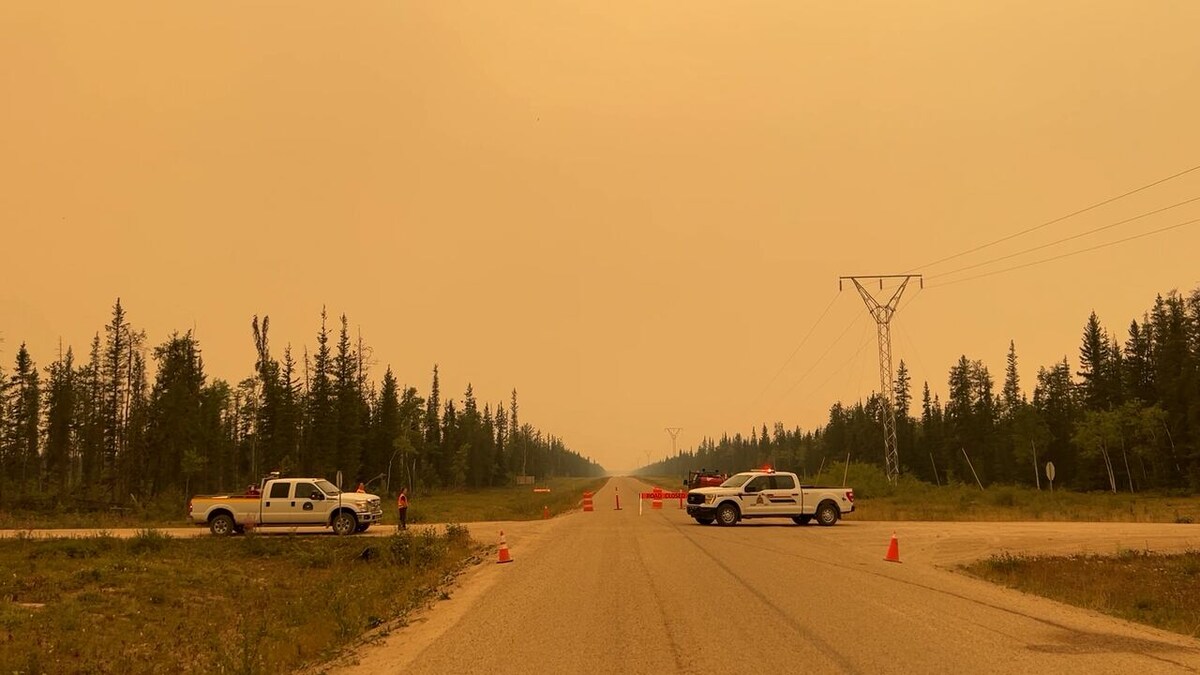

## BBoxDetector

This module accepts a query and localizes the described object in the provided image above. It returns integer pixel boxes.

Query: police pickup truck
[187,475,384,536]
[685,469,854,526]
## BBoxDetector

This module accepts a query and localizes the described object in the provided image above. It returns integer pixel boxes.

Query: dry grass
[963,549,1200,638]
[0,526,478,674]
[856,490,1200,523]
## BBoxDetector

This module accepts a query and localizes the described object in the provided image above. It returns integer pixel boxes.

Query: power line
[931,216,1200,287]
[906,162,1200,273]
[749,292,840,408]
[926,195,1200,281]
[811,321,875,402]
[774,310,865,406]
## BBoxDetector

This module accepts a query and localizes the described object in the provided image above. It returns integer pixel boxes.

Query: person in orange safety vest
[355,482,365,493]
[396,488,409,531]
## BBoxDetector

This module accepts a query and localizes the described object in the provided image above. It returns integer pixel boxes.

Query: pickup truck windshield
[315,480,341,496]
[721,474,751,488]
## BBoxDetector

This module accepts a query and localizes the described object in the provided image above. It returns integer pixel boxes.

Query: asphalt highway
[332,476,1200,674]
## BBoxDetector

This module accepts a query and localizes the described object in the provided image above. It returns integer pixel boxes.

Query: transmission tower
[664,427,682,459]
[839,275,922,483]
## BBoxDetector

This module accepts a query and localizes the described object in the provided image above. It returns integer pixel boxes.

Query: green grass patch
[405,477,610,524]
[0,526,479,674]
[963,549,1200,638]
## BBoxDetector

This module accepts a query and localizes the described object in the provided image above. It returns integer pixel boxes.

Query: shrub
[984,551,1027,574]
[387,531,419,566]
[444,523,470,545]
[989,486,1018,507]
[414,529,447,569]
[129,529,172,555]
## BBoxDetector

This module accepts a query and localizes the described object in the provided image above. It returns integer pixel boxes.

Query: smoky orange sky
[3,2,1199,472]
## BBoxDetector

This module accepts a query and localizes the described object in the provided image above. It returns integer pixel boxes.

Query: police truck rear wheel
[716,503,739,526]
[816,502,839,526]
[332,512,357,536]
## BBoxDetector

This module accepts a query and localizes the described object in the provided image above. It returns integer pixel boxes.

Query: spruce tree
[304,309,335,475]
[277,345,301,472]
[1123,319,1155,404]
[146,332,206,496]
[43,346,75,493]
[370,367,401,487]
[423,365,442,485]
[101,299,131,499]
[1002,341,1022,414]
[333,315,364,483]
[1078,311,1113,410]
[78,334,105,494]
[4,344,40,496]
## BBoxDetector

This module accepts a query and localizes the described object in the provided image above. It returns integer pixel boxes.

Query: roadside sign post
[1045,462,1056,493]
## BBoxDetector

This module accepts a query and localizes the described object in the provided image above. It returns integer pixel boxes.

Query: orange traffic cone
[542,505,550,519]
[884,532,901,563]
[497,530,513,564]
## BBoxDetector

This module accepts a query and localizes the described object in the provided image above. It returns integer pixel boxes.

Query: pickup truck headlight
[704,495,716,504]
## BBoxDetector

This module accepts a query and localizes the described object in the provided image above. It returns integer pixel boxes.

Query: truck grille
[687,493,706,505]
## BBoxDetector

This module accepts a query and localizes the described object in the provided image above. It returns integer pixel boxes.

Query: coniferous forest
[0,300,604,509]
[651,287,1200,494]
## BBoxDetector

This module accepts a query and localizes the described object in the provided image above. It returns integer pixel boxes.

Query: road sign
[336,470,343,489]
[1045,462,1055,481]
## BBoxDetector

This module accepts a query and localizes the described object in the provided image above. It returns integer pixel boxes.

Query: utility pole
[664,427,682,460]
[839,274,922,484]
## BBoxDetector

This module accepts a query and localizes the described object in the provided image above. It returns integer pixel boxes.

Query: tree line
[0,300,604,507]
[650,287,1200,493]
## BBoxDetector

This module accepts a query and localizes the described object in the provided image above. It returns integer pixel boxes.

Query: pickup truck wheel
[209,514,235,536]
[792,515,812,526]
[815,501,839,526]
[716,503,739,526]
[332,512,358,536]
[693,517,715,526]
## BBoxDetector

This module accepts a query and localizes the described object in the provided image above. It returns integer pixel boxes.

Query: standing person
[396,488,409,531]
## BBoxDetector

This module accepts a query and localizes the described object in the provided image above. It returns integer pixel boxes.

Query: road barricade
[582,491,594,512]
[638,488,686,515]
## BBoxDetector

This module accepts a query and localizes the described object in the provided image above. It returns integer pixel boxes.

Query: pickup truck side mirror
[310,491,323,501]
[744,485,759,493]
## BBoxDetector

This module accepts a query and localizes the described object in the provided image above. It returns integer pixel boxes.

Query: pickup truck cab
[685,469,854,527]
[188,477,384,536]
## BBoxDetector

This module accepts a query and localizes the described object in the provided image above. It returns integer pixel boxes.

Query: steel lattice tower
[839,275,922,484]
[665,427,682,458]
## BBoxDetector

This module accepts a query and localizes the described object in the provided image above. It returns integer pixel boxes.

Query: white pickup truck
[187,476,384,536]
[685,469,854,526]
